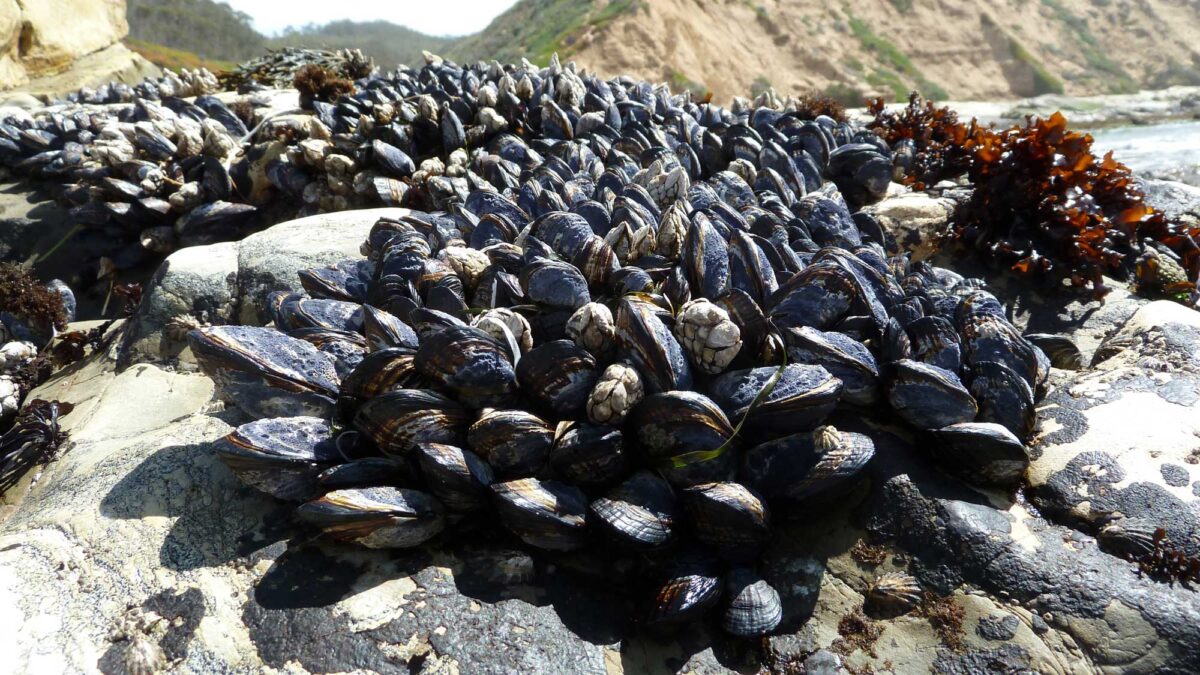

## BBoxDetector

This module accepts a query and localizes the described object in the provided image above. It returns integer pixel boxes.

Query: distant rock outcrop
[0,0,156,98]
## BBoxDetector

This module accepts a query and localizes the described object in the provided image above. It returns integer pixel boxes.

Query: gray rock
[1029,301,1200,546]
[976,613,1020,641]
[236,208,409,325]
[115,208,415,366]
[864,190,957,261]
[1139,178,1200,219]
[118,241,238,367]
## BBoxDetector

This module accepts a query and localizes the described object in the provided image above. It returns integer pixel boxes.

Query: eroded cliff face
[0,0,134,91]
[474,0,1200,102]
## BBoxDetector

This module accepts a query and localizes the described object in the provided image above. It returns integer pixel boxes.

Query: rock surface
[119,208,411,367]
[2,209,1200,673]
[0,0,155,97]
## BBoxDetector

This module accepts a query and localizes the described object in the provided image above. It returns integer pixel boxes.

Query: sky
[221,0,520,37]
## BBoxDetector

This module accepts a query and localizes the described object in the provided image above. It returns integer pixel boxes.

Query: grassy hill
[127,0,1200,101]
[269,21,454,70]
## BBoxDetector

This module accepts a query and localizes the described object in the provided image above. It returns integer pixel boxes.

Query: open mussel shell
[353,389,470,456]
[492,478,589,551]
[616,297,693,394]
[415,324,517,408]
[549,422,627,487]
[646,552,723,624]
[681,482,771,561]
[930,422,1029,487]
[708,364,842,437]
[467,409,554,477]
[188,326,340,419]
[783,326,878,406]
[968,360,1036,440]
[865,572,922,619]
[885,359,977,430]
[297,487,446,549]
[589,470,676,550]
[316,457,411,490]
[415,443,495,513]
[629,391,736,486]
[516,340,599,416]
[216,416,340,501]
[722,568,783,637]
[741,426,875,506]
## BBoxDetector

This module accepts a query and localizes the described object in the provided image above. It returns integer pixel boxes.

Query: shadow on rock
[100,440,292,571]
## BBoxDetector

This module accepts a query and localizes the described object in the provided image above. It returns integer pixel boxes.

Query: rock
[1029,301,1200,543]
[18,43,158,100]
[0,0,153,96]
[118,241,239,367]
[1139,178,1200,219]
[116,208,414,366]
[864,190,957,261]
[6,219,1200,672]
[235,208,409,325]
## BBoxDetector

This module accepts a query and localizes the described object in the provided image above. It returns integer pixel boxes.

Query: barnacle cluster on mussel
[185,55,1047,637]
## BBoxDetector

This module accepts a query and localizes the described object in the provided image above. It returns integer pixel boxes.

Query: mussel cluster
[184,55,1047,637]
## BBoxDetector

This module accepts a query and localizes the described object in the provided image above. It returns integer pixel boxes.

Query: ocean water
[1088,120,1200,175]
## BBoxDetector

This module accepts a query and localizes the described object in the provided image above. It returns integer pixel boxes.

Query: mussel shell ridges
[492,478,589,551]
[296,487,446,548]
[216,416,340,501]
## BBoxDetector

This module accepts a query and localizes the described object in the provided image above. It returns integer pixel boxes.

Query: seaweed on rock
[871,94,1200,300]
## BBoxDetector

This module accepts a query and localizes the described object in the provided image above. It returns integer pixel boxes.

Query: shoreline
[853,85,1200,130]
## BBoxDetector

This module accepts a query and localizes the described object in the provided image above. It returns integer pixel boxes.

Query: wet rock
[1139,178,1200,219]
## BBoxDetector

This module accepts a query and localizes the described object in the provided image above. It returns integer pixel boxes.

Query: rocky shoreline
[1,181,1199,673]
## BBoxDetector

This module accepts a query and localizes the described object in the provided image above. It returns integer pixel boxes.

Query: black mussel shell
[589,470,676,549]
[549,421,627,488]
[968,360,1036,440]
[467,409,554,477]
[217,416,340,501]
[647,552,723,624]
[741,426,875,506]
[353,389,470,456]
[681,481,770,561]
[708,364,842,437]
[516,340,599,417]
[415,325,517,408]
[492,478,589,551]
[930,422,1029,487]
[188,326,340,419]
[297,487,446,548]
[616,297,693,394]
[317,457,411,490]
[886,359,977,430]
[629,391,736,486]
[783,327,878,406]
[415,443,495,513]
